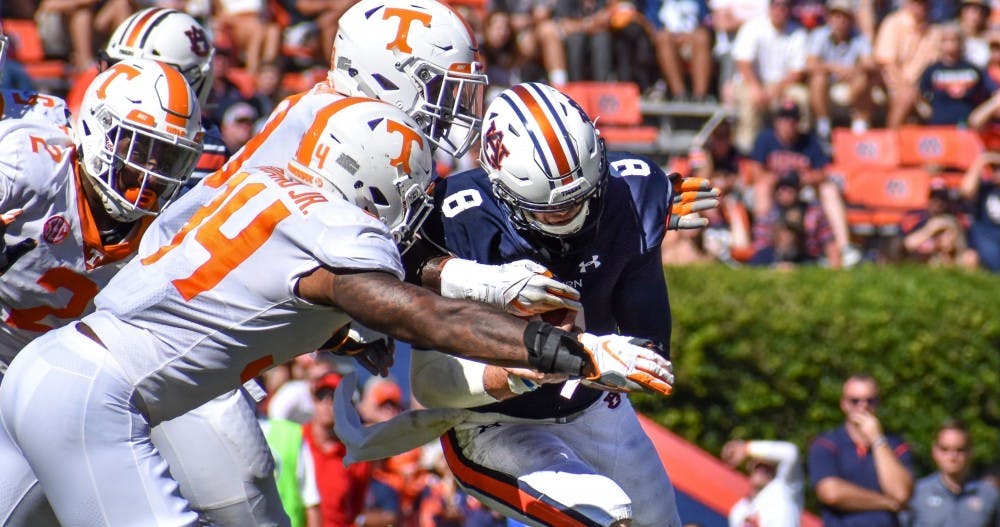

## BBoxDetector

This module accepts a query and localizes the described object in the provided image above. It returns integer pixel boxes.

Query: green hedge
[634,263,1000,480]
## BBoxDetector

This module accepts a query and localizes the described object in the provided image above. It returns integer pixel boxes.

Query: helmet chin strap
[529,201,591,237]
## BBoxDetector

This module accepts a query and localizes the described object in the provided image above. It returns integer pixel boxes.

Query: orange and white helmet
[103,7,214,106]
[481,82,607,238]
[76,58,203,223]
[287,97,434,251]
[328,0,487,158]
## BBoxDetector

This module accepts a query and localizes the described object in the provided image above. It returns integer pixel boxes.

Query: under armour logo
[185,26,211,57]
[482,121,509,170]
[578,255,601,274]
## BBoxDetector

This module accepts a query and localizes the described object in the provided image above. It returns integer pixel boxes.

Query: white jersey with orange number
[162,81,347,234]
[0,90,72,128]
[89,165,404,424]
[0,118,146,364]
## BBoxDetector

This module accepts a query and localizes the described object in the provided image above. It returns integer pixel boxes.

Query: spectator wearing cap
[809,373,915,527]
[748,100,855,267]
[749,171,840,268]
[960,0,992,69]
[874,0,942,128]
[919,22,992,126]
[807,0,877,138]
[729,0,810,153]
[220,101,260,153]
[723,439,804,527]
[304,372,374,527]
[901,420,1000,527]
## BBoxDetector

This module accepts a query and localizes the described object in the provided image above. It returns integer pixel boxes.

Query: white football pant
[441,394,681,527]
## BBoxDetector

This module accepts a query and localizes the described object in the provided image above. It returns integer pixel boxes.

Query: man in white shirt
[729,0,809,152]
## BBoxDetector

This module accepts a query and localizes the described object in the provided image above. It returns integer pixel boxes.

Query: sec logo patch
[42,215,70,244]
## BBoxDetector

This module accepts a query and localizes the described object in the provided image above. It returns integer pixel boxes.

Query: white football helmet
[328,0,487,158]
[481,82,607,238]
[0,24,8,85]
[76,58,203,223]
[103,7,214,106]
[286,97,434,251]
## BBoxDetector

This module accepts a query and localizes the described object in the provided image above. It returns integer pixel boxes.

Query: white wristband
[439,258,498,303]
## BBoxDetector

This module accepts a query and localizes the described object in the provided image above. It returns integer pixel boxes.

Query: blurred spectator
[986,33,1000,86]
[220,101,260,153]
[289,0,358,68]
[215,0,282,75]
[0,38,35,92]
[960,151,1000,272]
[608,2,660,93]
[750,172,840,268]
[304,372,373,527]
[487,0,552,85]
[809,373,915,527]
[729,0,809,153]
[901,419,1000,527]
[548,0,614,82]
[901,186,977,268]
[268,353,340,425]
[260,416,320,527]
[855,0,894,40]
[960,0,992,68]
[481,10,524,94]
[919,23,991,126]
[247,59,288,118]
[204,47,248,124]
[661,227,717,265]
[34,0,131,71]
[874,0,941,128]
[807,0,876,138]
[645,0,713,100]
[709,0,768,89]
[723,439,804,527]
[927,0,960,24]
[748,101,854,267]
[359,477,403,527]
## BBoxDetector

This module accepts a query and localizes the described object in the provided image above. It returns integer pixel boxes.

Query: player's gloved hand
[320,323,395,377]
[0,209,37,274]
[439,257,582,317]
[667,173,720,230]
[576,333,674,396]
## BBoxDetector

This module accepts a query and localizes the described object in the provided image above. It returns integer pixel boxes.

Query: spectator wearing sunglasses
[808,373,916,527]
[901,419,1000,527]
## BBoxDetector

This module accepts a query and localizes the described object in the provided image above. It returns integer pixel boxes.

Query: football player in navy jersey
[407,82,718,527]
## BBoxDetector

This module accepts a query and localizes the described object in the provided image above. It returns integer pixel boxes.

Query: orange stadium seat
[897,126,983,169]
[3,19,68,88]
[843,168,930,229]
[831,128,899,169]
[560,82,659,146]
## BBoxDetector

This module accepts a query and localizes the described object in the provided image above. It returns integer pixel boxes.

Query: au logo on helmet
[482,121,509,170]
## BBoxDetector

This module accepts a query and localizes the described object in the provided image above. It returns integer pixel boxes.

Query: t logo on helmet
[382,7,432,53]
[386,119,424,174]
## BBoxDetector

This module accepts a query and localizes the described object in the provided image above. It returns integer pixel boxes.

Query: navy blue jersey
[427,152,673,419]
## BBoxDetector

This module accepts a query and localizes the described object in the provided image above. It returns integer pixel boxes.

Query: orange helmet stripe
[295,97,370,166]
[124,8,164,48]
[156,61,192,129]
[510,84,570,176]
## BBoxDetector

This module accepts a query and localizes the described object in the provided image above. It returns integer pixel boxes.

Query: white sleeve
[746,440,804,504]
[299,442,320,507]
[410,348,496,408]
[789,29,808,72]
[757,485,801,527]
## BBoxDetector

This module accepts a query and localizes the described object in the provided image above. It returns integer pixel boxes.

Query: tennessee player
[0,97,673,527]
[0,57,202,376]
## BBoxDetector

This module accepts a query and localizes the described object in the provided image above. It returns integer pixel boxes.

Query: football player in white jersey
[99,9,292,526]
[0,58,202,372]
[0,97,673,527]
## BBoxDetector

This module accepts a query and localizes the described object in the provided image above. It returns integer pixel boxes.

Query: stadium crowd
[1,0,999,526]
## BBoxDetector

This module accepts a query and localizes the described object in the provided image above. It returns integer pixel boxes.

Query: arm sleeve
[612,249,671,351]
[731,20,757,63]
[299,443,320,507]
[789,29,808,72]
[409,348,496,408]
